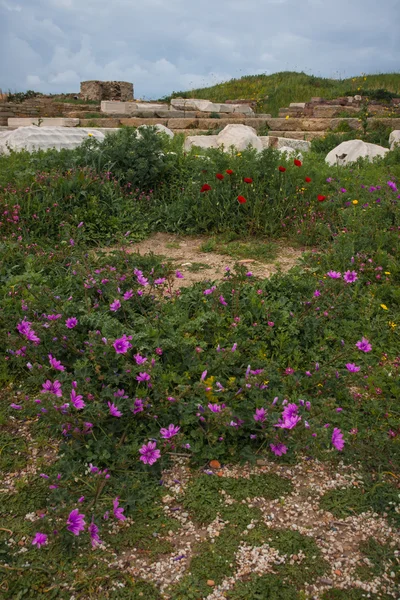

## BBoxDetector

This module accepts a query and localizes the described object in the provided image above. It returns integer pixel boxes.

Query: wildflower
[294,159,302,167]
[343,270,358,283]
[175,270,184,279]
[216,173,224,180]
[200,184,211,193]
[346,363,360,373]
[388,321,397,329]
[154,278,166,285]
[41,380,62,397]
[208,403,223,413]
[226,169,233,175]
[139,441,161,465]
[110,299,121,312]
[123,289,134,300]
[356,337,372,352]
[136,372,150,383]
[243,177,253,183]
[253,407,267,422]
[32,533,48,548]
[204,286,216,295]
[327,270,342,279]
[317,195,326,202]
[113,497,126,521]
[331,428,345,451]
[237,195,247,204]
[134,353,147,365]
[132,398,144,414]
[387,180,397,192]
[219,295,228,306]
[113,335,132,354]
[270,443,287,456]
[314,290,321,297]
[65,317,78,329]
[10,403,22,409]
[48,354,65,371]
[231,343,237,352]
[305,177,311,183]
[88,520,102,547]
[201,370,207,381]
[108,402,122,417]
[278,166,286,172]
[352,200,358,205]
[380,304,388,310]
[67,509,86,535]
[160,424,181,439]
[71,389,85,410]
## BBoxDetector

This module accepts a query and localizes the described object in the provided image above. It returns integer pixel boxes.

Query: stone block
[389,130,400,150]
[8,117,79,127]
[289,103,306,108]
[81,81,133,102]
[195,119,230,130]
[167,118,198,129]
[156,110,196,118]
[313,106,359,118]
[184,135,219,150]
[330,118,361,130]
[243,118,269,130]
[119,118,168,127]
[79,118,120,128]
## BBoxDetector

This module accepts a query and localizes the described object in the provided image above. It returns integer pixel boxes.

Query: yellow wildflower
[384,271,390,275]
[388,321,397,329]
[285,115,290,120]
[380,304,388,310]
[88,133,93,137]
[236,152,241,157]
[352,200,358,205]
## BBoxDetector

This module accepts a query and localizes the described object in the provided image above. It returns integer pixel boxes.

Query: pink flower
[108,402,122,417]
[123,289,134,300]
[41,380,62,397]
[270,443,287,456]
[134,353,147,365]
[175,270,184,279]
[327,271,341,279]
[88,520,102,547]
[67,509,86,535]
[136,372,150,383]
[32,532,48,548]
[48,354,65,371]
[113,335,133,354]
[343,270,358,283]
[332,428,345,451]
[160,424,180,439]
[253,407,267,422]
[110,299,121,312]
[65,317,78,329]
[139,441,161,465]
[346,363,360,373]
[356,337,372,353]
[10,403,22,410]
[113,497,126,521]
[219,295,228,306]
[71,389,85,409]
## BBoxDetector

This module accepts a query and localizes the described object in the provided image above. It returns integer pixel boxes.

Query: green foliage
[7,89,41,102]
[228,574,300,599]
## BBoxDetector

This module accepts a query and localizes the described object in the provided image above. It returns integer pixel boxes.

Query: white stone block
[289,103,306,109]
[0,126,105,154]
[8,118,79,127]
[389,130,400,150]
[325,139,389,166]
[184,135,219,151]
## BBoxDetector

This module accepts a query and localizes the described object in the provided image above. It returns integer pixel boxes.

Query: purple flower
[66,509,86,535]
[346,363,360,373]
[343,270,358,283]
[219,295,228,306]
[175,270,184,279]
[154,278,166,285]
[356,337,372,353]
[136,372,150,383]
[387,180,397,192]
[110,299,121,312]
[331,428,345,451]
[88,520,102,547]
[160,424,180,439]
[48,354,65,371]
[71,389,85,410]
[314,290,321,297]
[113,497,126,521]
[134,353,147,365]
[132,398,144,414]
[113,335,133,354]
[10,403,22,410]
[327,271,341,279]
[123,289,134,300]
[270,443,287,456]
[41,380,62,397]
[134,268,149,287]
[108,402,122,417]
[139,441,161,465]
[231,343,237,352]
[208,403,222,413]
[201,370,207,381]
[32,532,48,548]
[65,317,78,329]
[203,286,216,295]
[253,407,267,422]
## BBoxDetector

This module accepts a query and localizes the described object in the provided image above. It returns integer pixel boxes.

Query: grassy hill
[162,71,400,116]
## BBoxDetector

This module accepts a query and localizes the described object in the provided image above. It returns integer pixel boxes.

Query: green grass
[355,537,399,583]
[162,71,400,116]
[227,573,300,599]
[200,236,278,263]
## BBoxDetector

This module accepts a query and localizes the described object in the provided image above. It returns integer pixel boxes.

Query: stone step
[8,117,80,127]
[268,131,327,141]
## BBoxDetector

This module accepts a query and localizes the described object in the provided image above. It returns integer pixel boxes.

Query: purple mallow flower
[139,441,161,465]
[356,337,372,353]
[343,270,358,283]
[160,424,181,439]
[48,354,65,371]
[253,407,267,423]
[113,497,126,521]
[88,520,102,547]
[270,443,287,456]
[332,428,345,451]
[41,379,62,397]
[346,363,360,373]
[327,271,341,279]
[66,509,86,535]
[110,299,121,312]
[32,532,48,548]
[71,389,85,409]
[113,335,133,354]
[65,317,78,329]
[108,402,122,417]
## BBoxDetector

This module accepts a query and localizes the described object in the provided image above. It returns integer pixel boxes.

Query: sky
[1,0,399,99]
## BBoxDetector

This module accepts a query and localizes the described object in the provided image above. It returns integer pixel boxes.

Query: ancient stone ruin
[80,80,134,102]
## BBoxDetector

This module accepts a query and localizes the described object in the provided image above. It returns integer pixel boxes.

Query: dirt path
[126,233,304,286]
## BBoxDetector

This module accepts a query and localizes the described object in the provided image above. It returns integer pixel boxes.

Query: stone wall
[80,81,133,102]
[0,99,100,125]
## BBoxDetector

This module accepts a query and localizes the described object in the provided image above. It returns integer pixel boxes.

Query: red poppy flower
[278,166,286,172]
[237,195,247,204]
[216,173,224,180]
[317,195,326,202]
[200,184,212,193]
[226,169,234,175]
[243,177,253,184]
[294,159,302,167]
[305,177,312,183]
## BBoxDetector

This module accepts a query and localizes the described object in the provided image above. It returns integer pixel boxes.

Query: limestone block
[135,103,168,111]
[119,118,168,127]
[167,118,198,129]
[276,137,311,152]
[156,110,197,119]
[289,103,306,109]
[8,117,79,127]
[0,126,105,154]
[216,124,263,152]
[184,135,219,151]
[279,146,301,157]
[138,124,174,138]
[389,130,400,150]
[313,106,358,118]
[266,118,330,132]
[330,118,361,130]
[195,119,227,130]
[325,139,389,166]
[79,118,120,128]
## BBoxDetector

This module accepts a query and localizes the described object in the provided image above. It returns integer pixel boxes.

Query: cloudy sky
[1,0,399,99]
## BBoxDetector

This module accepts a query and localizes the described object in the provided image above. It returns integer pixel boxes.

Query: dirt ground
[125,233,304,286]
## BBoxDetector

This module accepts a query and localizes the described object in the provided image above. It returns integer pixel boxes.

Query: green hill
[162,71,400,116]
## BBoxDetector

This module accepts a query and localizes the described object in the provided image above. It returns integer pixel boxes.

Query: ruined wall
[80,81,134,102]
